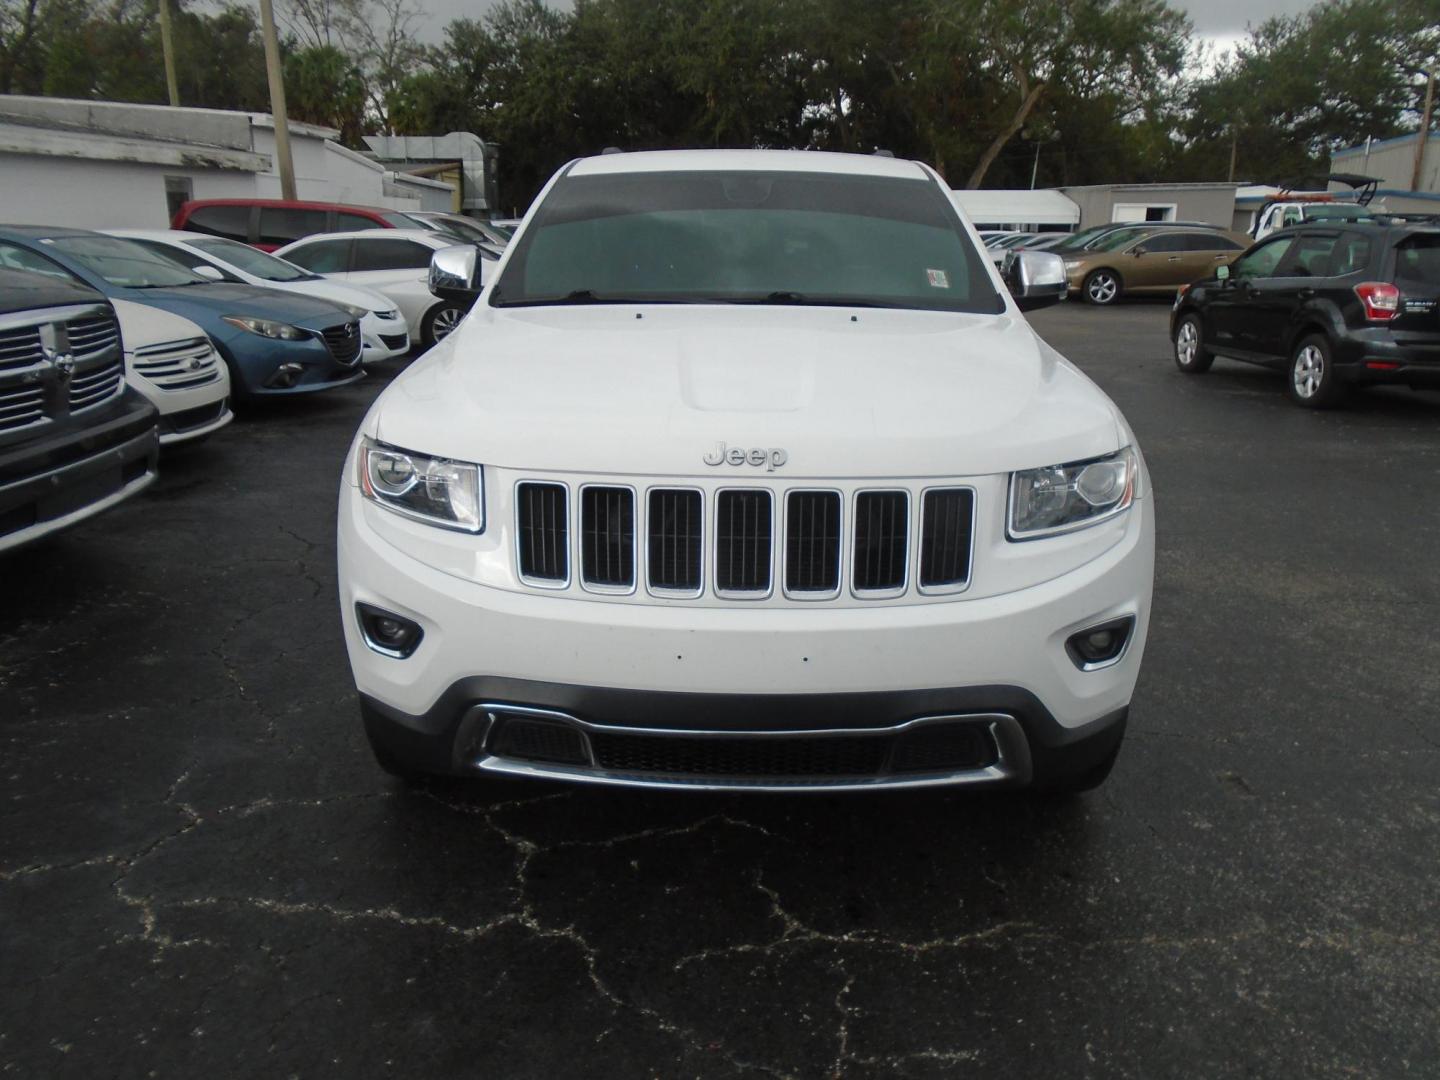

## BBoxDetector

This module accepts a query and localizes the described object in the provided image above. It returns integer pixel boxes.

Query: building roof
[1333,129,1438,157]
[949,188,1079,225]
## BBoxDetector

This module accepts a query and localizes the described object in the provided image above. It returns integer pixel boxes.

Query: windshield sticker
[926,268,950,289]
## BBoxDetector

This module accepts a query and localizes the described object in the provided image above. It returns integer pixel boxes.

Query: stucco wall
[0,153,254,228]
[1060,185,1238,229]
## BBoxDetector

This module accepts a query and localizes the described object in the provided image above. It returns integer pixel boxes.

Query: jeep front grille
[580,486,635,590]
[511,479,975,603]
[647,489,703,594]
[715,490,772,596]
[852,491,908,593]
[919,488,975,589]
[516,482,568,585]
[785,490,841,595]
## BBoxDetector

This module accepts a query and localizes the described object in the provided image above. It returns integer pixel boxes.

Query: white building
[949,188,1080,232]
[0,95,453,230]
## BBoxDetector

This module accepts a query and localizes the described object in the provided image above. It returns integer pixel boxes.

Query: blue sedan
[0,226,366,398]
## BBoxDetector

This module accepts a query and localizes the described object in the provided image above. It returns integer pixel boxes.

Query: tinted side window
[1232,237,1294,280]
[1330,234,1372,276]
[185,205,251,241]
[1184,233,1242,252]
[337,212,385,232]
[258,207,328,245]
[284,240,351,273]
[352,239,436,271]
[1392,236,1439,283]
[1137,233,1186,253]
[1276,235,1338,277]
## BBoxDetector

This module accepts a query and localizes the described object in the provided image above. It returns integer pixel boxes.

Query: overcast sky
[411,0,1324,48]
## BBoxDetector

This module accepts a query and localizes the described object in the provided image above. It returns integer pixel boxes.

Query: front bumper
[360,312,411,362]
[339,482,1153,790]
[217,332,366,397]
[0,389,158,553]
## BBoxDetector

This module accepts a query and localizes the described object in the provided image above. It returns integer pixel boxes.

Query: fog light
[1065,616,1135,671]
[265,362,304,389]
[356,602,424,658]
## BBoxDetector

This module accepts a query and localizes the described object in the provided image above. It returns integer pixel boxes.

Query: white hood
[372,304,1126,479]
[281,278,397,314]
[111,298,209,352]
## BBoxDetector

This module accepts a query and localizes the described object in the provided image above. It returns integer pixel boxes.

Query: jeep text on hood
[338,149,1155,795]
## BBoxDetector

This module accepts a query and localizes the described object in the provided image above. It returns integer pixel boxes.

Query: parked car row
[0,198,507,553]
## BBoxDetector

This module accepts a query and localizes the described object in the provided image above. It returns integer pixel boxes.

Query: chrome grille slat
[647,489,703,595]
[133,338,222,389]
[68,358,123,411]
[580,486,635,590]
[919,488,975,590]
[65,315,121,360]
[715,490,772,596]
[516,482,569,585]
[852,491,908,593]
[785,490,841,595]
[0,386,45,431]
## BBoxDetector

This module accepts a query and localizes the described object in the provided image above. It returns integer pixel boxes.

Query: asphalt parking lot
[3,300,1439,1079]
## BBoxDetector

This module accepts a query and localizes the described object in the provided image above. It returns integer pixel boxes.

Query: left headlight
[358,437,483,533]
[1008,447,1137,541]
[221,315,308,340]
[341,303,369,319]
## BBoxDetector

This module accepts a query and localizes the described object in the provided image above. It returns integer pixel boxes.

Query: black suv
[1169,222,1440,408]
[0,269,159,553]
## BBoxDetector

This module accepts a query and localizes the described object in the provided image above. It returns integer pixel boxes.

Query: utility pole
[258,0,297,201]
[1413,68,1434,193]
[157,0,180,107]
[1228,127,1238,183]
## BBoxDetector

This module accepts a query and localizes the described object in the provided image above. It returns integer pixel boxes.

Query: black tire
[1172,312,1214,374]
[1082,269,1122,306]
[1286,333,1346,409]
[422,303,466,349]
[1038,743,1121,797]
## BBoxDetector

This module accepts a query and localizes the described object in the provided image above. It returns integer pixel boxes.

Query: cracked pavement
[3,304,1439,1078]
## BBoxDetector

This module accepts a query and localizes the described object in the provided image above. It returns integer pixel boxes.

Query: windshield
[1307,205,1374,221]
[427,216,497,246]
[188,236,316,282]
[492,170,1001,312]
[1048,225,1111,253]
[49,235,208,288]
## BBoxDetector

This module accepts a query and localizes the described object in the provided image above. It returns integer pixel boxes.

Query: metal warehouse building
[0,95,452,230]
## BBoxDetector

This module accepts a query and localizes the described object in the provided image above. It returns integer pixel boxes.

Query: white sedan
[274,229,495,348]
[111,299,232,445]
[108,230,411,363]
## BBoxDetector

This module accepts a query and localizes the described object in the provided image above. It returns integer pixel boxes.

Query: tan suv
[1062,227,1250,305]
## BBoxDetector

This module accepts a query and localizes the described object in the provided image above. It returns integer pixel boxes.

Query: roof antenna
[601,146,625,155]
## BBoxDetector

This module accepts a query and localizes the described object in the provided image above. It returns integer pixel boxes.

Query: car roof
[568,148,931,181]
[107,229,210,244]
[0,224,101,241]
[279,228,460,245]
[178,198,398,213]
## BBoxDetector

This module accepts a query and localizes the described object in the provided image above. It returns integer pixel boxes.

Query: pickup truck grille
[0,304,123,433]
[513,479,976,602]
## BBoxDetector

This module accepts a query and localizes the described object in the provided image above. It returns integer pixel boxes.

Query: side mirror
[1131,245,1147,256]
[1216,264,1230,283]
[428,245,480,307]
[192,264,225,281]
[1003,250,1067,312]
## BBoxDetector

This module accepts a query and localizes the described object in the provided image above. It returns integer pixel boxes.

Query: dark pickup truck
[0,269,158,553]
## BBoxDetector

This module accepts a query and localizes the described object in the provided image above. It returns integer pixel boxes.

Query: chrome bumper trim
[470,704,1033,792]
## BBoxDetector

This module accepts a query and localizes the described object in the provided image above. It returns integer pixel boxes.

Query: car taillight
[1353,281,1400,321]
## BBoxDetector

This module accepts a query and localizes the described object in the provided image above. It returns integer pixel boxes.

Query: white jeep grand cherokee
[337,150,1154,794]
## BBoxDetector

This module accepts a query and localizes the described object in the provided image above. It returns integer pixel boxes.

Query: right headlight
[358,437,483,533]
[1008,447,1137,540]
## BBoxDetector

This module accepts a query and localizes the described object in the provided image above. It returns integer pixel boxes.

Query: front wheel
[1083,269,1121,306]
[1287,334,1346,409]
[1173,313,1214,373]
[422,303,466,349]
